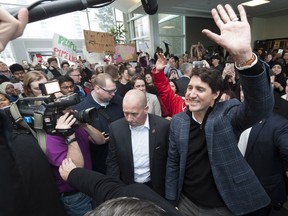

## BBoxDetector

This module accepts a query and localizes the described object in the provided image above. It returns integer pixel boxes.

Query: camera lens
[74,107,98,124]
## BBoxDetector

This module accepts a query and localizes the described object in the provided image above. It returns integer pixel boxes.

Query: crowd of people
[0,3,288,216]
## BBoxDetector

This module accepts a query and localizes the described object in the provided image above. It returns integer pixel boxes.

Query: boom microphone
[8,0,113,24]
[141,0,158,15]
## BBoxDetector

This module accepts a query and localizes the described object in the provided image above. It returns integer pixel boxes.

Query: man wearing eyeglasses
[0,61,12,81]
[67,67,86,98]
[74,73,124,174]
[58,75,75,95]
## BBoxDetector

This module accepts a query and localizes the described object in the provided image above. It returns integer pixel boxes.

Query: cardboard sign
[114,43,137,63]
[82,47,105,64]
[52,33,77,62]
[84,30,115,54]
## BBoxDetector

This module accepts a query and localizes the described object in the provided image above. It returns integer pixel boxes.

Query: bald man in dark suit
[106,89,170,197]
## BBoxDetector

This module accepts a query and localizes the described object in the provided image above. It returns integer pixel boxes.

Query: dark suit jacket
[175,76,190,96]
[106,114,170,197]
[67,168,182,216]
[245,112,288,204]
[166,61,273,215]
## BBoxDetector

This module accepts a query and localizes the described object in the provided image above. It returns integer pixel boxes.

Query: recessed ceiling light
[242,0,270,7]
[162,26,175,29]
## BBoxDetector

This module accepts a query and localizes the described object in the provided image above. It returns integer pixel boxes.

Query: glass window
[134,16,150,38]
[159,15,185,56]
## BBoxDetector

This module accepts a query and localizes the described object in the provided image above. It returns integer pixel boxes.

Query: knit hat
[0,81,14,94]
[272,62,284,71]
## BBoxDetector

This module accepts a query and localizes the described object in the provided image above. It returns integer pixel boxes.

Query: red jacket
[152,67,186,116]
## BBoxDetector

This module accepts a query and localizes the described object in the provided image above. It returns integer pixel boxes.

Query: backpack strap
[10,103,47,154]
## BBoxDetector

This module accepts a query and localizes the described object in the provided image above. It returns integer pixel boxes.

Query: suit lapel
[245,120,266,158]
[123,121,134,170]
[148,115,157,169]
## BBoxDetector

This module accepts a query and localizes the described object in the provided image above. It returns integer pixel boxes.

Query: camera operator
[46,108,105,216]
[0,6,69,216]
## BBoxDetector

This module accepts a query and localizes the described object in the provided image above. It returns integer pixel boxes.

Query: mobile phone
[35,54,43,63]
[193,61,203,68]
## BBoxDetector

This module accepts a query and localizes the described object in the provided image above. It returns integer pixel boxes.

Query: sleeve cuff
[235,53,258,70]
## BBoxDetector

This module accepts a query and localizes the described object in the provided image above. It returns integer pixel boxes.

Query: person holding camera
[46,109,106,216]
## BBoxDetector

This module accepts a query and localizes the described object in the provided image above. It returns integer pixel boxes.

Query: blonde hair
[23,70,48,97]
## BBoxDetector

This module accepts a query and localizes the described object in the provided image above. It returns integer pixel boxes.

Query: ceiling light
[242,0,270,7]
[162,26,175,29]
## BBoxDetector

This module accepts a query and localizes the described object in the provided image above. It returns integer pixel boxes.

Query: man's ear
[213,91,220,100]
[144,105,149,113]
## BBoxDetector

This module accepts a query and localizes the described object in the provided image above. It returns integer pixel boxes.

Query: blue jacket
[73,92,123,133]
[166,62,273,215]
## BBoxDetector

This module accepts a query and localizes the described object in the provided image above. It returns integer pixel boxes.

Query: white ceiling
[112,0,288,18]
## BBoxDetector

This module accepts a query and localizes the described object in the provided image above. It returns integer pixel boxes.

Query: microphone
[141,0,158,15]
[8,0,113,23]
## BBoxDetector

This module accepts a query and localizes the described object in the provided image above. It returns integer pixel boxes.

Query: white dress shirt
[130,116,150,183]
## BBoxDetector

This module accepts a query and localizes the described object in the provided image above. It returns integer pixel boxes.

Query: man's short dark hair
[192,67,223,95]
[47,57,58,64]
[9,63,24,74]
[61,61,70,68]
[57,75,74,86]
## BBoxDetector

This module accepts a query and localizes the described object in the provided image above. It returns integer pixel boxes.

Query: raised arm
[203,4,273,129]
[202,4,252,66]
[0,7,28,51]
[152,53,186,116]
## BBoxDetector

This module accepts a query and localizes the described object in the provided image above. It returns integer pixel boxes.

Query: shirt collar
[129,115,150,130]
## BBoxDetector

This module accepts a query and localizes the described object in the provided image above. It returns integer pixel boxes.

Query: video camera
[5,80,97,136]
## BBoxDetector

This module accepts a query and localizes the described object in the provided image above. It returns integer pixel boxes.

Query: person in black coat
[59,158,182,216]
[239,112,288,216]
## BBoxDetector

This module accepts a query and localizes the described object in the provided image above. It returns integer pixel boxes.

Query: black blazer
[67,168,182,216]
[106,114,170,197]
[245,112,288,204]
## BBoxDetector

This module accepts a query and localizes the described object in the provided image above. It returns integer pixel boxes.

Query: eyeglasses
[61,85,75,90]
[98,85,117,94]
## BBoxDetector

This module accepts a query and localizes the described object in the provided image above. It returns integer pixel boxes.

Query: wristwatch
[65,137,77,145]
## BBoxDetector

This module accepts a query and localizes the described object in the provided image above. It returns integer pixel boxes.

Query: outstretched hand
[0,7,28,51]
[202,4,252,65]
[155,53,167,72]
[59,158,77,181]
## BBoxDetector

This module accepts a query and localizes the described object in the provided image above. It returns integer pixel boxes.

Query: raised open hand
[155,53,167,72]
[202,4,252,66]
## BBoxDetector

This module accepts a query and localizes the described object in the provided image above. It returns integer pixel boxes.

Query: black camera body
[6,81,97,136]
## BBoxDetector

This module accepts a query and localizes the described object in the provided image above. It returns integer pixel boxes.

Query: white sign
[52,33,77,62]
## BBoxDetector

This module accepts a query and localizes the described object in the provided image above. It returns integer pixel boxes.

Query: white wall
[251,15,288,42]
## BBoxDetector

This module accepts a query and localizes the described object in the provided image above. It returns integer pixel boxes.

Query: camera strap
[10,103,47,154]
[10,103,37,138]
[98,108,113,124]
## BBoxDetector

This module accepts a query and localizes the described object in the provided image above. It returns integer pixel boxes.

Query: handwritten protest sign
[52,33,77,62]
[82,47,105,64]
[114,44,137,63]
[84,30,115,54]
